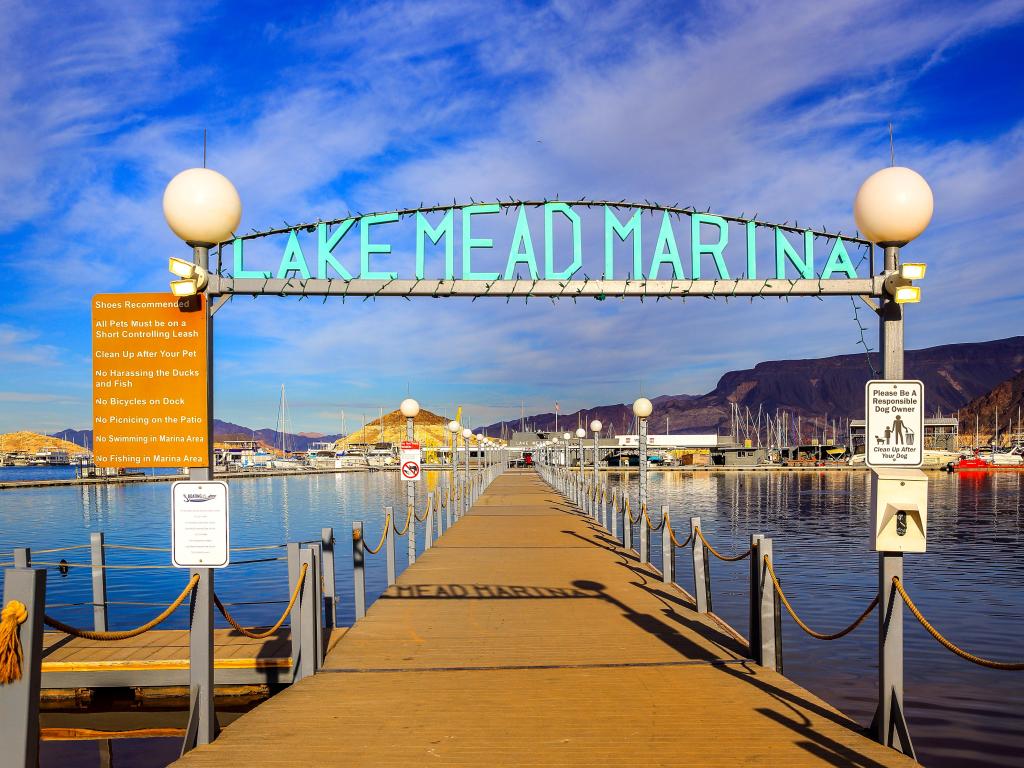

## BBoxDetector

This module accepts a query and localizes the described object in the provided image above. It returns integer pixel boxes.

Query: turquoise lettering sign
[224,201,869,284]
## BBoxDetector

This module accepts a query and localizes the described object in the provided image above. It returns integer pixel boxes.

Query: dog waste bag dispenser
[870,468,928,553]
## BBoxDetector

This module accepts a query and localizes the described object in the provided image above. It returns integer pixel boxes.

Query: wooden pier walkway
[173,471,915,766]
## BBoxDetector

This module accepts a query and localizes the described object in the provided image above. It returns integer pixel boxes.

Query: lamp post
[400,398,420,564]
[633,398,653,515]
[462,427,472,515]
[447,420,460,518]
[854,165,932,759]
[162,167,242,752]
[575,427,586,480]
[590,420,602,487]
[562,432,570,468]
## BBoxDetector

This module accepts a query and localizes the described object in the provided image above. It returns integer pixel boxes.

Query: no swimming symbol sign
[865,380,924,468]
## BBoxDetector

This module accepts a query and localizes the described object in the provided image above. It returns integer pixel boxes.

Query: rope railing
[362,511,392,555]
[764,557,877,641]
[667,521,693,549]
[30,544,91,554]
[641,502,665,532]
[414,494,433,522]
[41,575,200,641]
[893,577,1024,671]
[393,504,414,536]
[214,563,308,640]
[695,527,753,562]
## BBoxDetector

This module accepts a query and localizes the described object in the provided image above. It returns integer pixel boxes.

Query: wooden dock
[40,628,346,693]
[172,470,915,766]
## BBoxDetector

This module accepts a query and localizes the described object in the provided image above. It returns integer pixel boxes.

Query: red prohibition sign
[402,461,420,479]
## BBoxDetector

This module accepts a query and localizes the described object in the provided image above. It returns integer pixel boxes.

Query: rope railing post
[877,552,914,757]
[13,548,29,569]
[286,542,302,675]
[623,494,633,552]
[298,547,319,677]
[436,488,443,539]
[748,534,764,658]
[181,568,215,754]
[690,517,712,614]
[445,484,453,529]
[0,567,45,768]
[90,532,108,632]
[308,543,324,667]
[321,527,337,631]
[757,540,783,673]
[611,491,619,541]
[384,507,396,586]
[425,492,434,550]
[639,504,650,565]
[601,487,608,529]
[661,506,673,584]
[408,491,417,567]
[352,522,366,621]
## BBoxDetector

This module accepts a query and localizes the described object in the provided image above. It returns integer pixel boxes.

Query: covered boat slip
[173,471,914,766]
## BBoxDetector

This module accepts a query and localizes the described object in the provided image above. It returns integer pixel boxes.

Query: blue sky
[1,0,1023,434]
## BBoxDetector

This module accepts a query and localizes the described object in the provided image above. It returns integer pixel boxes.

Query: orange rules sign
[92,293,208,468]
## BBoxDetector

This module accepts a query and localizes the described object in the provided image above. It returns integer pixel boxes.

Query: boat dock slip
[173,471,913,767]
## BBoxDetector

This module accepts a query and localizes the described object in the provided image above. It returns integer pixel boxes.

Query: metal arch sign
[209,200,881,299]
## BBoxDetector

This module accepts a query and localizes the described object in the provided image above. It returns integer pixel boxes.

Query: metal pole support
[0,567,45,768]
[13,548,29,568]
[661,505,673,584]
[623,493,633,552]
[308,543,324,669]
[690,517,712,613]
[90,531,108,632]
[878,553,915,758]
[425,492,434,550]
[757,538,782,673]
[321,527,337,631]
[384,507,396,586]
[352,522,366,621]
[182,568,216,754]
[611,491,619,541]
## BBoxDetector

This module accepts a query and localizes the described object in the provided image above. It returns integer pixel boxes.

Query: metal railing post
[425,492,434,550]
[352,522,366,621]
[639,505,649,564]
[623,493,632,552]
[757,538,782,672]
[748,534,764,658]
[601,488,608,529]
[90,532,108,632]
[0,567,45,768]
[878,552,913,756]
[286,542,302,678]
[384,507,396,586]
[690,517,712,613]
[13,548,29,568]
[298,548,318,678]
[445,484,453,529]
[611,492,619,540]
[320,527,337,631]
[661,505,673,584]
[308,543,324,668]
[436,489,444,539]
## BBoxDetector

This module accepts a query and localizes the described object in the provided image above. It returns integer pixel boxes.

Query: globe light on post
[448,420,460,433]
[633,397,652,516]
[590,420,602,434]
[853,167,933,247]
[590,420,602,485]
[163,168,242,246]
[632,398,653,418]
[399,398,420,418]
[462,428,472,439]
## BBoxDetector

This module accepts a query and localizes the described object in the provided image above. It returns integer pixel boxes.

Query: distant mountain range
[957,368,1024,442]
[51,420,343,453]
[482,336,1024,436]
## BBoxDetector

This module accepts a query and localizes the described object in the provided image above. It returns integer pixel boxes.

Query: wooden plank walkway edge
[172,471,917,767]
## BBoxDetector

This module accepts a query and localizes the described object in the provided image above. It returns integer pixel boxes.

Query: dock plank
[173,472,915,766]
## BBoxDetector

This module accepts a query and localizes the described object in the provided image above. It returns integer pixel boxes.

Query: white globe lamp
[448,420,460,434]
[633,398,653,418]
[853,167,933,246]
[590,420,602,433]
[399,398,420,418]
[575,428,586,438]
[163,168,242,246]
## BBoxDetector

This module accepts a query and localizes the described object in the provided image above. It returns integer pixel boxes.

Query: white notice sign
[399,440,421,482]
[172,481,230,568]
[865,380,924,468]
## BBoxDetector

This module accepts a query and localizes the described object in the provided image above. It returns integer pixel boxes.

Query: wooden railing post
[298,548,318,678]
[321,527,337,630]
[748,534,764,659]
[286,543,302,678]
[661,505,673,584]
[757,538,782,672]
[689,517,712,613]
[0,567,46,768]
[352,522,366,621]
[90,532,108,632]
[384,507,396,586]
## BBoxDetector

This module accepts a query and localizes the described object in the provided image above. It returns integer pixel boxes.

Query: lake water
[1,467,1021,767]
